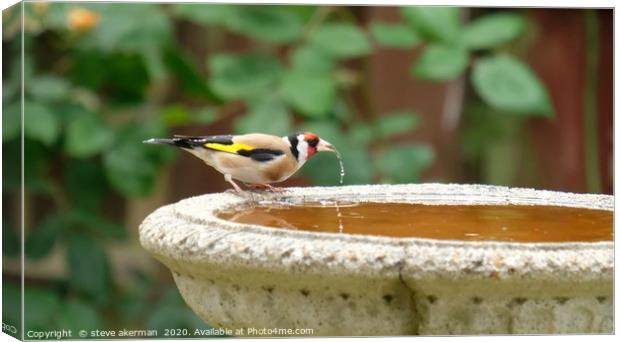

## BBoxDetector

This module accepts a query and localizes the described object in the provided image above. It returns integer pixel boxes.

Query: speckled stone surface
[139,184,613,336]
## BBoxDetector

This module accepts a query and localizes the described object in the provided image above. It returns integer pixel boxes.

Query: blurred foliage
[2,2,552,335]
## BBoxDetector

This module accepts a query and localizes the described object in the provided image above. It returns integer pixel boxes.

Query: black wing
[237,148,285,162]
[146,135,284,162]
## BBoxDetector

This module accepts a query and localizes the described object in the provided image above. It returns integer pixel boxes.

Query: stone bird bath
[139,184,613,335]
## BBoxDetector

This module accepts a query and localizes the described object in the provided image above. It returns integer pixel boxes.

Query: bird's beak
[317,139,336,152]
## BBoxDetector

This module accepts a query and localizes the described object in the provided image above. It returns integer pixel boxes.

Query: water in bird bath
[217,203,612,242]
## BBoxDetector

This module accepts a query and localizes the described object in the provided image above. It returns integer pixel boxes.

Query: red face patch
[304,132,318,141]
[303,132,319,159]
[307,145,317,158]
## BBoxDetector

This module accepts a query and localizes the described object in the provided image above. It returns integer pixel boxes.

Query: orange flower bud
[67,8,99,32]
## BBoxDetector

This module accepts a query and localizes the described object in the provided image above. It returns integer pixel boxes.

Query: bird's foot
[224,176,251,197]
[224,188,257,202]
[247,184,286,193]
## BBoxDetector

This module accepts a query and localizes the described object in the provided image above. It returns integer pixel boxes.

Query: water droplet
[334,150,345,185]
[332,149,345,232]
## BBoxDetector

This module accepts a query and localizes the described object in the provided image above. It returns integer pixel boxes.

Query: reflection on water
[217,202,613,243]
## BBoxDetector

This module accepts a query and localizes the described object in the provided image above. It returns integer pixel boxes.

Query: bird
[143,132,336,193]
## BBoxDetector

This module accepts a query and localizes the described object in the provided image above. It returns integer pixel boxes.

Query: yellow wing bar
[204,142,254,154]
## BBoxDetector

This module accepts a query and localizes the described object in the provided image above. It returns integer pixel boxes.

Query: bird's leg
[247,183,286,193]
[224,174,245,194]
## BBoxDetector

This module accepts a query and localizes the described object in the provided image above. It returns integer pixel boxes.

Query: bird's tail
[142,137,202,149]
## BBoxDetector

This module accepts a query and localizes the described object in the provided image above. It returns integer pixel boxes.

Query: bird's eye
[308,138,319,147]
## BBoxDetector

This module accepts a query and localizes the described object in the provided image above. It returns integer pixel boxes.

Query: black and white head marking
[285,134,309,166]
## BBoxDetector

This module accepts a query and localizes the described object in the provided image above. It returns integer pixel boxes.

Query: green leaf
[412,44,468,81]
[290,44,335,72]
[208,53,282,100]
[86,4,172,53]
[58,299,103,332]
[234,97,292,136]
[65,113,114,158]
[462,13,526,50]
[286,5,318,22]
[103,121,174,197]
[69,50,107,89]
[142,47,167,81]
[66,234,111,303]
[163,47,220,102]
[370,22,420,48]
[28,75,70,102]
[225,6,303,44]
[2,220,19,257]
[25,214,64,260]
[472,55,553,115]
[160,105,192,128]
[342,147,373,185]
[99,54,150,104]
[3,44,23,102]
[310,23,371,59]
[173,4,237,25]
[3,76,18,103]
[376,111,420,138]
[332,98,352,122]
[52,101,88,128]
[2,101,20,142]
[104,142,157,197]
[401,6,461,43]
[65,159,107,212]
[161,106,217,127]
[281,70,336,118]
[69,210,127,240]
[24,287,60,331]
[193,108,218,124]
[349,123,374,146]
[23,140,52,194]
[42,2,69,30]
[24,101,59,146]
[377,144,434,183]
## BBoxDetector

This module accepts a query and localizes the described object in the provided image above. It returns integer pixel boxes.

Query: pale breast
[210,151,299,184]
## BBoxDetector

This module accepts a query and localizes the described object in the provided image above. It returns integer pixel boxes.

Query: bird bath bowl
[139,184,613,336]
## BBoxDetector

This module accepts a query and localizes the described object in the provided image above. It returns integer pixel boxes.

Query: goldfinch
[143,132,336,192]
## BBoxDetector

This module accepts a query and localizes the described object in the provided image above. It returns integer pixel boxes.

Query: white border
[0,2,616,342]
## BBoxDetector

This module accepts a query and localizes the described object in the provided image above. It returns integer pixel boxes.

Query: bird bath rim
[161,183,612,248]
[140,183,613,286]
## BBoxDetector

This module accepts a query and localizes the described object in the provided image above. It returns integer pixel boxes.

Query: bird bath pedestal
[139,184,613,336]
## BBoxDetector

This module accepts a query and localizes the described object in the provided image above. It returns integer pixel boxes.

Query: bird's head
[286,132,336,164]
